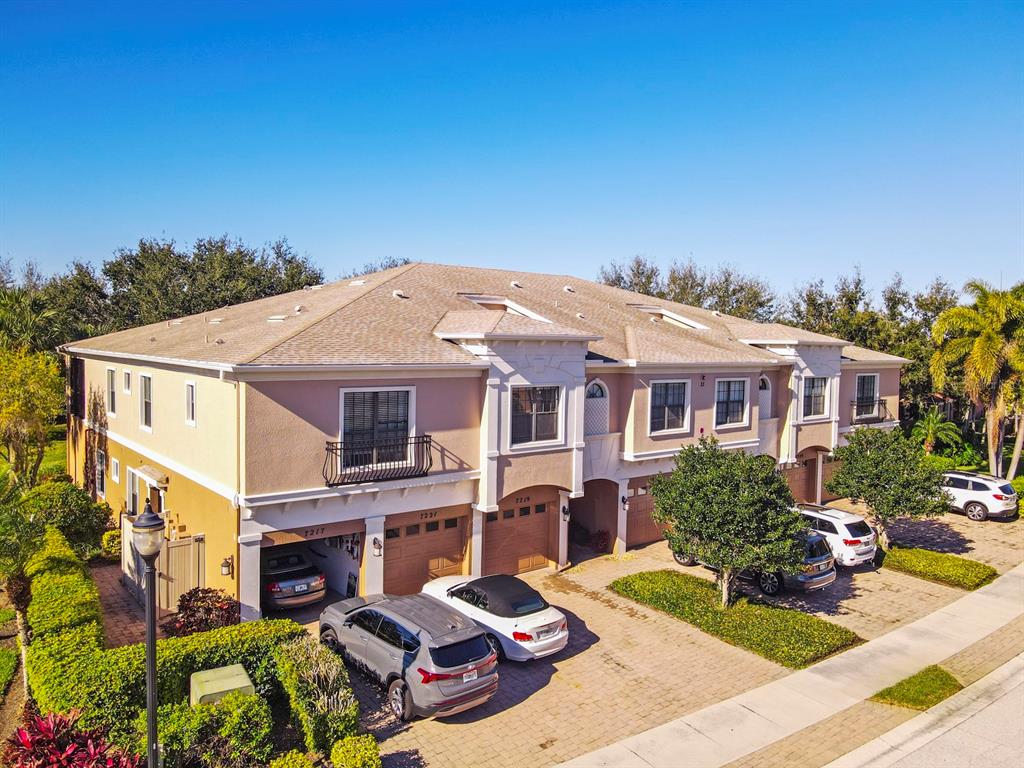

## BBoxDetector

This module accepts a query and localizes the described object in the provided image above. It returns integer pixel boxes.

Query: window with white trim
[715,379,747,427]
[123,370,132,394]
[185,382,196,426]
[650,381,688,433]
[140,374,153,429]
[342,389,410,466]
[855,374,878,417]
[106,369,116,415]
[95,450,106,497]
[803,377,828,418]
[111,458,120,484]
[511,386,560,445]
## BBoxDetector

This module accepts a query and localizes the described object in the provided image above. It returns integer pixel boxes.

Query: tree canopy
[0,348,65,487]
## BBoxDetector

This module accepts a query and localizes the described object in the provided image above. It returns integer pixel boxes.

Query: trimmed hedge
[923,454,956,471]
[274,635,360,753]
[25,527,103,642]
[610,570,862,668]
[331,735,383,768]
[1012,476,1024,496]
[270,751,316,768]
[882,546,997,590]
[872,665,962,710]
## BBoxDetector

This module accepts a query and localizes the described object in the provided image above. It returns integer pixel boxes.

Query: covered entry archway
[483,486,561,575]
[568,478,618,553]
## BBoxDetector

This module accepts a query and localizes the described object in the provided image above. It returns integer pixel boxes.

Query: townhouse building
[62,263,905,619]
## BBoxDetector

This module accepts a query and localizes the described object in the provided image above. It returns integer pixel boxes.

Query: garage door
[383,511,467,595]
[626,488,666,547]
[483,499,554,575]
[783,461,815,503]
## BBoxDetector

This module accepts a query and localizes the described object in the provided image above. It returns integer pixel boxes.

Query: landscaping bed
[609,569,862,669]
[882,546,997,590]
[871,664,963,710]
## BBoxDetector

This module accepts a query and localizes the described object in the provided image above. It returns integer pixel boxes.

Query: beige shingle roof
[841,345,909,364]
[64,263,895,369]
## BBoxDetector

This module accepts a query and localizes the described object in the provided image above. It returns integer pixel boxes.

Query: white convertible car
[421,574,569,661]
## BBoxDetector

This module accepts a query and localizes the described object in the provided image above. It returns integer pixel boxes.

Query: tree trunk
[875,519,890,552]
[1007,414,1023,481]
[987,410,999,476]
[924,438,934,454]
[719,568,735,609]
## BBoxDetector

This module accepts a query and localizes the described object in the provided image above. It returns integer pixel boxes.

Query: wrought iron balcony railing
[850,398,891,424]
[323,434,433,486]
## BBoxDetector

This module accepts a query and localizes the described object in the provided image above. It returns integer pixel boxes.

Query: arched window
[758,376,772,420]
[584,380,609,436]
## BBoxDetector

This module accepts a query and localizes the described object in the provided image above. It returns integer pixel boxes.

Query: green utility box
[189,663,255,706]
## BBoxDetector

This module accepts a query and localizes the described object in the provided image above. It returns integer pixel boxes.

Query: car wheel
[320,628,344,655]
[387,679,414,722]
[965,502,988,521]
[673,551,697,567]
[758,572,783,596]
[485,633,506,662]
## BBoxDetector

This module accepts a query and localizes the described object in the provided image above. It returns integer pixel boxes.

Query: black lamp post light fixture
[132,499,165,768]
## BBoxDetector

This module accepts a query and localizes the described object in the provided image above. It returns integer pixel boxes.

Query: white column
[237,528,263,621]
[557,490,570,567]
[815,452,824,505]
[470,507,484,576]
[614,478,629,555]
[363,515,386,594]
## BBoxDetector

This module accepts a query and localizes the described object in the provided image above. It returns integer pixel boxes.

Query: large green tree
[826,427,948,550]
[0,348,65,487]
[930,281,1024,477]
[650,436,804,607]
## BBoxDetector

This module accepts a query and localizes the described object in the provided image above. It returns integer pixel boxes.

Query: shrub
[216,690,273,765]
[1012,476,1024,496]
[270,750,316,768]
[25,527,103,641]
[133,699,219,767]
[0,606,15,625]
[101,529,121,559]
[24,526,84,580]
[3,709,142,768]
[923,454,956,471]
[21,481,111,554]
[330,735,382,768]
[872,665,963,710]
[274,635,359,753]
[610,570,862,668]
[162,587,241,637]
[881,546,998,590]
[0,647,17,699]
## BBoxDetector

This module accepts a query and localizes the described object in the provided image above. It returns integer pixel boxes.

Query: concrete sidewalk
[824,652,1023,768]
[559,563,1024,768]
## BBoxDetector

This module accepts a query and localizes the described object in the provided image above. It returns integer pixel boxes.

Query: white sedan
[421,574,569,661]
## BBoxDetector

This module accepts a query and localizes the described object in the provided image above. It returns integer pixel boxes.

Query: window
[511,386,560,445]
[405,524,420,536]
[650,381,688,433]
[715,379,747,427]
[139,375,153,429]
[815,519,838,534]
[70,358,85,419]
[444,517,458,529]
[342,389,410,466]
[855,374,878,417]
[534,504,546,514]
[111,458,120,484]
[969,481,990,492]
[126,469,141,514]
[185,382,196,426]
[944,477,969,490]
[584,380,610,436]
[486,512,498,523]
[586,382,606,399]
[502,509,514,519]
[123,370,132,394]
[425,521,439,532]
[519,506,530,517]
[385,527,400,539]
[351,609,383,634]
[106,369,116,415]
[95,450,106,497]
[803,377,828,418]
[375,617,403,648]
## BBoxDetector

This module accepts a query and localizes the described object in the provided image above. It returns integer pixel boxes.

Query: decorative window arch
[758,375,772,420]
[584,379,610,436]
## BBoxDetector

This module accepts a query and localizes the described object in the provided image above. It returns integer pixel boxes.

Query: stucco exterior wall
[837,366,901,427]
[243,375,483,495]
[496,449,574,500]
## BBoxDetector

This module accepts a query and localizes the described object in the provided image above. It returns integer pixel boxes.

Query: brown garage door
[383,510,468,595]
[626,490,666,547]
[783,461,814,503]
[483,499,553,575]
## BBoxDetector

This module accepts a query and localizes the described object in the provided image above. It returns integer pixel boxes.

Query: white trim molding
[713,376,751,430]
[647,378,692,437]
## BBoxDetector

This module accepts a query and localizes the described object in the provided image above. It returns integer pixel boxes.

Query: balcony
[323,434,433,486]
[850,398,892,425]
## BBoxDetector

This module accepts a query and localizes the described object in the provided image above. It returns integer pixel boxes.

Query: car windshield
[805,538,831,559]
[998,483,1015,495]
[429,634,491,669]
[845,521,872,537]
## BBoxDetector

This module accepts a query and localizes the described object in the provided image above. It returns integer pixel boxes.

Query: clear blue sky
[1,1,1022,296]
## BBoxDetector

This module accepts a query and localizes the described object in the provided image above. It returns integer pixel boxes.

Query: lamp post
[132,499,165,768]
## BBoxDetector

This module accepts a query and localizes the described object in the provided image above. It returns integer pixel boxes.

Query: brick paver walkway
[92,563,165,647]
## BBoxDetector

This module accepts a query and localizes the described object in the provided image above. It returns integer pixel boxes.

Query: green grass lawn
[0,646,17,702]
[0,423,66,479]
[0,608,15,625]
[881,546,997,590]
[872,665,963,710]
[609,570,862,669]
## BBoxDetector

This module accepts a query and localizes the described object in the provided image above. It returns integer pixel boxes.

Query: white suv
[941,471,1018,521]
[797,504,877,567]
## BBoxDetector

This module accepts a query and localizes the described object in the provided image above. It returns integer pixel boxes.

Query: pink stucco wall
[837,367,901,428]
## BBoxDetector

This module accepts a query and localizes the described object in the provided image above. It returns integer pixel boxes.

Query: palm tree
[911,407,963,454]
[0,287,58,352]
[931,281,1024,477]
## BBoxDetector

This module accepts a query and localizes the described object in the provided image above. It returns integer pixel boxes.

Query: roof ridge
[240,262,421,364]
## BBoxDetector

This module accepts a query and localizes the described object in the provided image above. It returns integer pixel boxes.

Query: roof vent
[712,310,722,316]
[207,317,223,324]
[294,305,305,314]
[349,279,367,286]
[215,337,225,344]
[510,280,523,289]
[148,336,156,342]
[576,313,586,319]
[267,315,287,323]
[310,284,323,291]
[563,285,576,293]
[392,289,409,299]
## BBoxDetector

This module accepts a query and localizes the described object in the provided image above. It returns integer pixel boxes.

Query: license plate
[463,669,478,683]
[294,584,309,593]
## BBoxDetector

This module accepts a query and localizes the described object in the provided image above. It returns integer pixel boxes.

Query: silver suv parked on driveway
[319,594,499,721]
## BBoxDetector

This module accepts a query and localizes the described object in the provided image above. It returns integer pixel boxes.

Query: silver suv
[319,594,499,721]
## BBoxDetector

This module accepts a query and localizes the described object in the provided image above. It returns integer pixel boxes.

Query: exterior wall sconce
[561,505,570,522]
[372,537,383,557]
[220,555,234,577]
[621,495,629,512]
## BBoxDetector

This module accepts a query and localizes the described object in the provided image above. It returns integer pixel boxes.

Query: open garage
[484,487,559,575]
[383,504,470,594]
